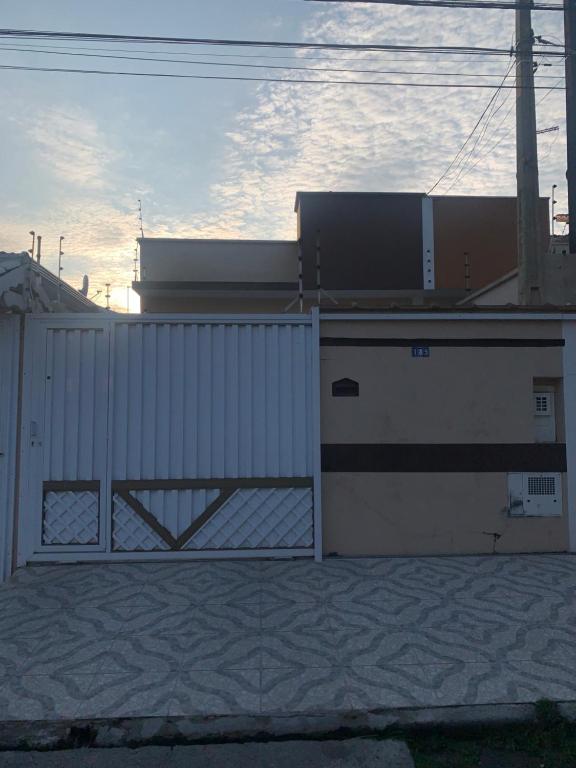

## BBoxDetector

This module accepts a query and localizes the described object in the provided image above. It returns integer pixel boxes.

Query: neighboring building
[134,192,550,313]
[0,254,100,583]
[458,236,573,307]
[0,252,97,313]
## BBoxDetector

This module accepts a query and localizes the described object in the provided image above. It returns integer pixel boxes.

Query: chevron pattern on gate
[111,480,313,552]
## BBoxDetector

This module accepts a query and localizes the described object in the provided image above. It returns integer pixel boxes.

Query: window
[533,387,556,443]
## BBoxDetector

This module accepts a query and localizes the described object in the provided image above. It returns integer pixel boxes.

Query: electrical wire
[0,28,566,57]
[440,66,517,191]
[0,40,565,66]
[306,0,563,9]
[0,45,565,79]
[427,60,515,193]
[0,62,566,89]
[435,76,564,190]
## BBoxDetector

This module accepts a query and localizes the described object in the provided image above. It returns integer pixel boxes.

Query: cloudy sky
[0,0,567,310]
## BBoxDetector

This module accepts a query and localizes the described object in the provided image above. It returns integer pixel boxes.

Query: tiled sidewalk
[2,554,576,721]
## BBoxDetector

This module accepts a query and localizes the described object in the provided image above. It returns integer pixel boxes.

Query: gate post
[311,307,323,562]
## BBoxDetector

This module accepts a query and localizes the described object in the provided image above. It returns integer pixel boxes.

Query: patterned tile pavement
[2,555,576,721]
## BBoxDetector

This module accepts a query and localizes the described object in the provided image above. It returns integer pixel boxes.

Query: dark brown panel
[43,480,100,491]
[321,337,564,348]
[321,444,567,472]
[297,192,424,290]
[433,196,550,291]
[112,478,313,491]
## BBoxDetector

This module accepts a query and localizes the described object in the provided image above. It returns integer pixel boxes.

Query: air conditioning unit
[508,472,562,517]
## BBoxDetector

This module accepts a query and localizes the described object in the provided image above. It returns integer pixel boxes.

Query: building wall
[296,192,425,290]
[141,296,298,314]
[320,318,568,556]
[139,239,298,282]
[433,197,550,291]
[463,275,518,306]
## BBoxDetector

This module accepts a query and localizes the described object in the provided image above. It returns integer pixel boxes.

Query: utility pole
[516,0,542,304]
[565,0,576,254]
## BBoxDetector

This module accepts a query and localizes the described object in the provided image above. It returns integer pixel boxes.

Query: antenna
[89,289,102,301]
[126,286,130,313]
[552,184,558,236]
[28,231,35,258]
[138,199,144,239]
[105,283,111,310]
[133,245,139,282]
[36,235,42,264]
[57,236,65,303]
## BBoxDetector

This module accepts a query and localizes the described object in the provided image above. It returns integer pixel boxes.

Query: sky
[0,0,568,311]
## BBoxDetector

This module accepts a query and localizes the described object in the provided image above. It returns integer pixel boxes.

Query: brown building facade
[134,192,550,313]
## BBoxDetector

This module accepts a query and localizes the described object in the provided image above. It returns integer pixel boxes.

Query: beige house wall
[322,472,568,556]
[320,318,568,556]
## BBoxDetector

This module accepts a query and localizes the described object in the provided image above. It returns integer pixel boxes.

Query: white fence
[18,314,321,566]
[0,316,20,582]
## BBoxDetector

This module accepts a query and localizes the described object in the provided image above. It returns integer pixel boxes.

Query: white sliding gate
[18,315,320,564]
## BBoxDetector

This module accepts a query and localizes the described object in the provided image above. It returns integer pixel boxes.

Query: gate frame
[17,312,323,566]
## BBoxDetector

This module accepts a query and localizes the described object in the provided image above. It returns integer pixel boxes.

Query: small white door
[24,323,110,553]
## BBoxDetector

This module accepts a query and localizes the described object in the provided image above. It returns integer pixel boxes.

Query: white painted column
[311,307,323,562]
[422,196,435,290]
[563,320,576,550]
[0,317,20,582]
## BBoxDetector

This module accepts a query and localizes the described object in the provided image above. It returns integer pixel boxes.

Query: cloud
[0,2,568,308]
[27,106,120,189]
[182,3,567,237]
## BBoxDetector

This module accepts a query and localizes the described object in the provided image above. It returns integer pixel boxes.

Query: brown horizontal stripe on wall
[320,337,565,348]
[43,480,100,491]
[112,477,313,491]
[321,444,567,472]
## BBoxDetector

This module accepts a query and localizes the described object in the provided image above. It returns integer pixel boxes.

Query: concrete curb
[1,701,575,751]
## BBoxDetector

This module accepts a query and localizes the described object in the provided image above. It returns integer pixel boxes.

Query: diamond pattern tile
[42,491,99,545]
[185,487,313,550]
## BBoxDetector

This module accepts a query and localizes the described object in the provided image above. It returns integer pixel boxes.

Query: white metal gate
[18,315,320,564]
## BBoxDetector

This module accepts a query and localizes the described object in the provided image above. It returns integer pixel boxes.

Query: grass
[403,701,576,768]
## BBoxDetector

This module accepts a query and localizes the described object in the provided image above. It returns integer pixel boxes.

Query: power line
[0,40,565,66]
[0,28,566,57]
[306,0,563,9]
[0,62,566,88]
[0,45,565,79]
[427,61,515,193]
[434,76,564,191]
[440,66,517,191]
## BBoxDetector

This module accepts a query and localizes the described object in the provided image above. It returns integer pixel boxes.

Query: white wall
[0,316,20,582]
[140,240,298,282]
[470,276,518,305]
